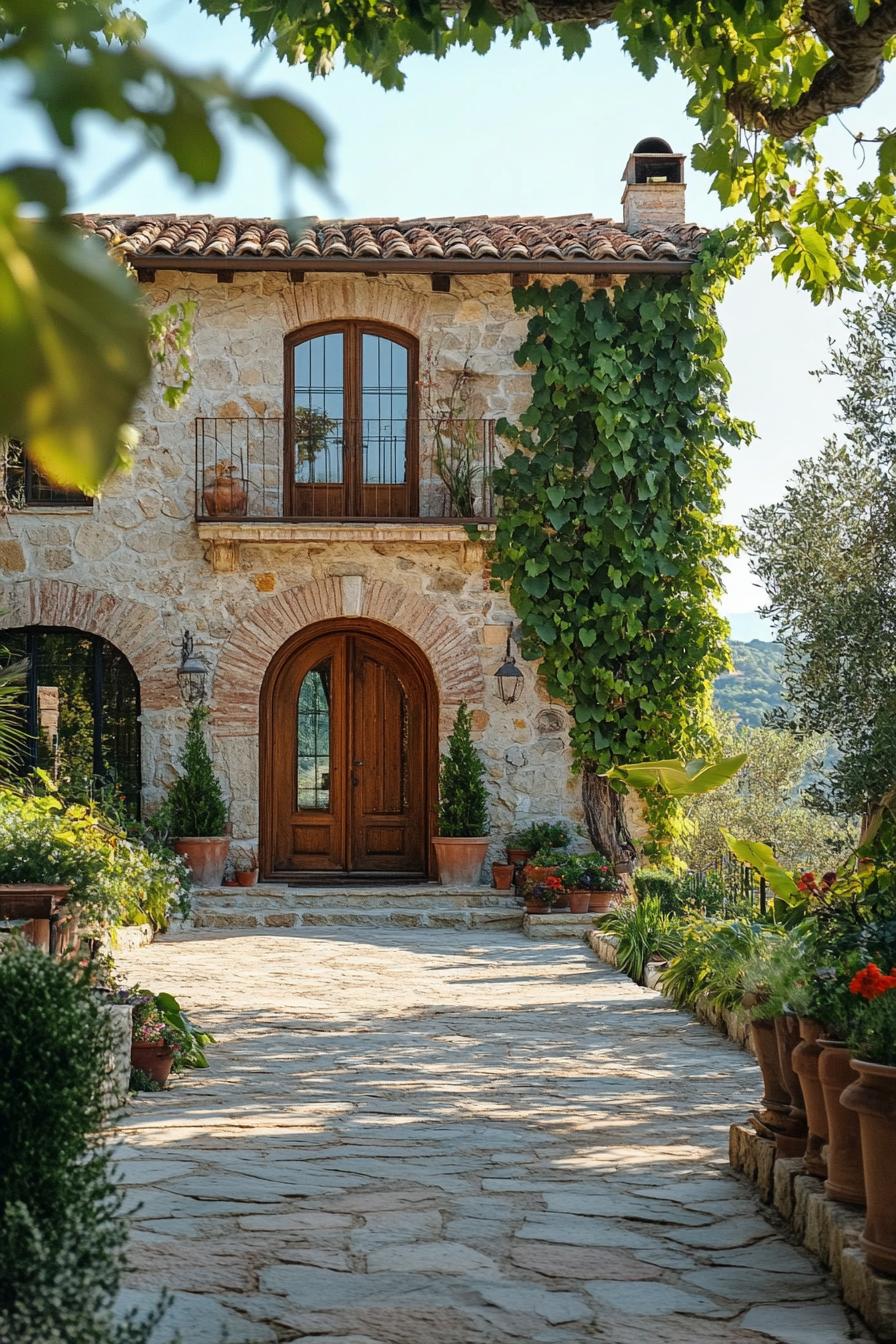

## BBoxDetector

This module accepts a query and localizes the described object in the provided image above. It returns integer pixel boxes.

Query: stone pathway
[115,928,871,1344]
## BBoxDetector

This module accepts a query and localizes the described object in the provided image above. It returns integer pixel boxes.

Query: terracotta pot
[173,837,229,887]
[819,1040,865,1206]
[222,878,239,887]
[492,862,515,891]
[523,865,559,884]
[588,890,618,914]
[841,1059,896,1275]
[749,1016,795,1138]
[792,1017,829,1178]
[774,1014,809,1158]
[566,889,592,914]
[524,897,554,914]
[131,1042,176,1086]
[202,477,248,517]
[236,869,259,887]
[432,837,489,886]
[506,847,529,867]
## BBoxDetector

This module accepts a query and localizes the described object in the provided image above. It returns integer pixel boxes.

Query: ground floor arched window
[3,626,141,816]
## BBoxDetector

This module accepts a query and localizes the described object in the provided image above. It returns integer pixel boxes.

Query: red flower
[849,963,896,1000]
[543,875,563,891]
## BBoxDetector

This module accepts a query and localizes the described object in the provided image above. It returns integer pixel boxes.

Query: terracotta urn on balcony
[202,462,248,517]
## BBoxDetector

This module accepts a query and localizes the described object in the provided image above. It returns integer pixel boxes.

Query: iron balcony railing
[194,416,497,523]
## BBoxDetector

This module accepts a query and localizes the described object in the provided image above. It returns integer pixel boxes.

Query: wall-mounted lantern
[495,632,524,705]
[177,630,208,706]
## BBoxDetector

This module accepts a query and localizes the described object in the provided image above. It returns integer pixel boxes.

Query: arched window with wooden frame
[285,321,418,520]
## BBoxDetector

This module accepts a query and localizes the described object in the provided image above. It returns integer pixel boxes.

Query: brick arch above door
[211,576,485,735]
[0,579,178,710]
[277,276,429,341]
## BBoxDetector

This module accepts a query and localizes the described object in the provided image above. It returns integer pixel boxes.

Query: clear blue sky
[6,2,894,640]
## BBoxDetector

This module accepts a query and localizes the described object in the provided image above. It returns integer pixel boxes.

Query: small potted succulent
[234,847,259,887]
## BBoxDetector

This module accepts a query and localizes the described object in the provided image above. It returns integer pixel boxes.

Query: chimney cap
[633,136,674,155]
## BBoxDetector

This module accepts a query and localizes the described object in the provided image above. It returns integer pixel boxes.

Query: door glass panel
[361,333,408,485]
[296,659,331,810]
[293,333,344,484]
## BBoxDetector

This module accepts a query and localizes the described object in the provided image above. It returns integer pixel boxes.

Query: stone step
[523,913,603,939]
[189,906,524,931]
[192,884,516,912]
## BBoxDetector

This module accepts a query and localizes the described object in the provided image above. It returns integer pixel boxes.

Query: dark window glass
[296,659,331,810]
[2,439,92,508]
[3,627,141,815]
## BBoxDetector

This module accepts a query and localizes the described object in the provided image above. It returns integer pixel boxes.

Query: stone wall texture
[1,270,599,862]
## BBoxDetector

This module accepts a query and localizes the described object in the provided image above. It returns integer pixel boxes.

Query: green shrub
[633,869,680,910]
[162,705,227,838]
[0,783,189,931]
[438,703,489,837]
[660,917,765,1013]
[507,820,571,854]
[602,897,682,983]
[634,867,733,917]
[0,942,162,1343]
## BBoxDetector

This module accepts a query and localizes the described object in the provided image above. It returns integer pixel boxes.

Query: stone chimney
[621,137,686,233]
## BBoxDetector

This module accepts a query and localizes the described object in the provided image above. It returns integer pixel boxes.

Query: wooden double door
[264,627,432,878]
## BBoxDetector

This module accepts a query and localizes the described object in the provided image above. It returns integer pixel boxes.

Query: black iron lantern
[177,630,208,705]
[495,634,524,705]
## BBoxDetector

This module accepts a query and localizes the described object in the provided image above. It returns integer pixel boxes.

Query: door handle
[353,760,365,767]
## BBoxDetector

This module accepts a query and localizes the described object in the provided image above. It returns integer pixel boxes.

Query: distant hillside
[714,640,785,726]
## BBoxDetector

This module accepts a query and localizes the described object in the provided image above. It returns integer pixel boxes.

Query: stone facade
[0,269,603,865]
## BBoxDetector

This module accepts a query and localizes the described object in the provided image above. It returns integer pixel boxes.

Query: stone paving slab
[114,928,873,1343]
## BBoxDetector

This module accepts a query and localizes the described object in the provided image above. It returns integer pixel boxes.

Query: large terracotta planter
[750,1015,794,1138]
[792,1017,829,1178]
[173,837,229,887]
[819,1039,865,1206]
[130,1042,176,1086]
[774,1014,808,1158]
[432,837,489,886]
[841,1059,896,1275]
[566,889,592,914]
[588,890,618,914]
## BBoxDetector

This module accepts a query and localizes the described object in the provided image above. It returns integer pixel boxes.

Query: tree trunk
[582,766,638,873]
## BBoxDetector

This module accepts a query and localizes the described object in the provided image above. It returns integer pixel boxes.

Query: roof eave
[128,254,695,277]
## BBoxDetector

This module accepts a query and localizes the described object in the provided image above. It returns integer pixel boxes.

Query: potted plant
[234,847,259,887]
[130,999,180,1086]
[432,703,490,886]
[506,821,571,867]
[557,854,620,914]
[202,460,248,517]
[491,860,515,890]
[841,962,896,1272]
[164,706,229,887]
[523,874,565,915]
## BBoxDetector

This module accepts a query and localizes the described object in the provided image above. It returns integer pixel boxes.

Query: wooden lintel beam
[431,273,451,293]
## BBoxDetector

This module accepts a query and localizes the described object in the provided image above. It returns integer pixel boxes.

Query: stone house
[1,140,700,882]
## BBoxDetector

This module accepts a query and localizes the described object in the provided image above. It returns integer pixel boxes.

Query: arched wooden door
[262,624,434,879]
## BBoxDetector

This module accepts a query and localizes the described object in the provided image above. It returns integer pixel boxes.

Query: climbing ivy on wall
[491,242,753,861]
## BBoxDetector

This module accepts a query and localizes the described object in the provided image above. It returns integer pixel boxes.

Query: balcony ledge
[197,519,495,570]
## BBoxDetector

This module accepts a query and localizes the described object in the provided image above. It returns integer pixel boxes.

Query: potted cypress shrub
[165,705,229,886]
[432,703,490,886]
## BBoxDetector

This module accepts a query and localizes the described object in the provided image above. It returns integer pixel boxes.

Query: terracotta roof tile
[72,213,705,268]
